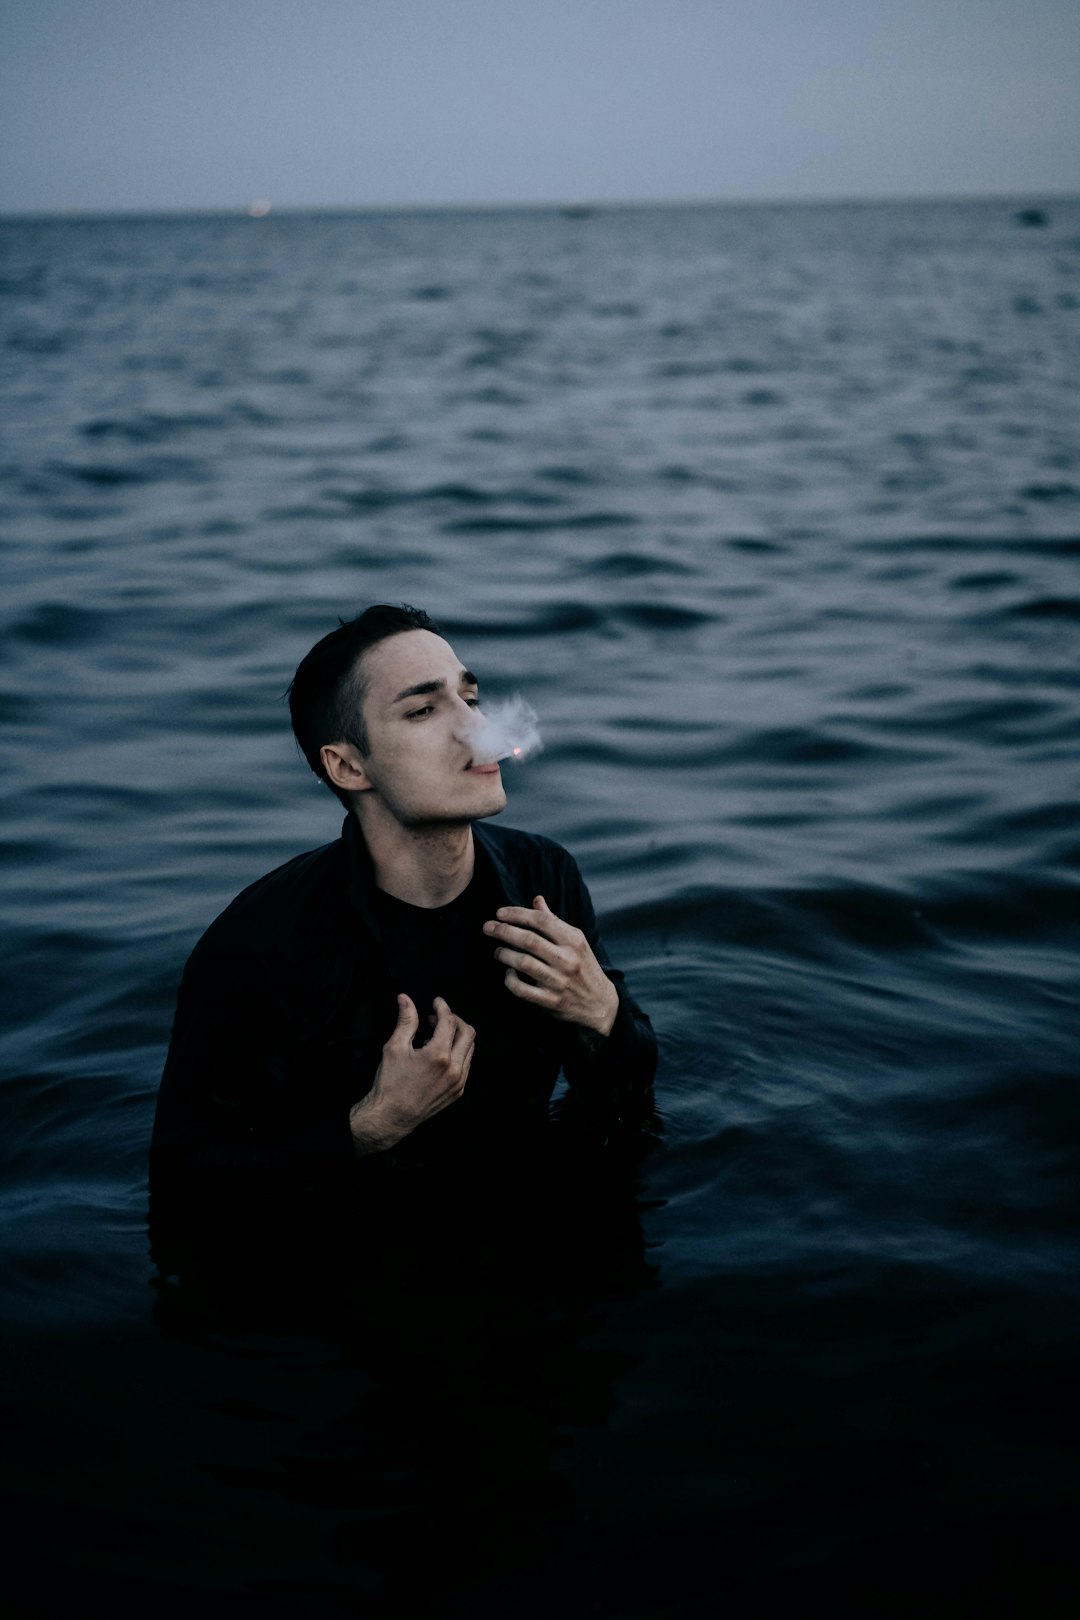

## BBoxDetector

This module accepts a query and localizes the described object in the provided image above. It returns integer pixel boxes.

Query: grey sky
[2,0,1077,213]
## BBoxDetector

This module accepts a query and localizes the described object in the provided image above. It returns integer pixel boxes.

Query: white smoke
[466,694,543,765]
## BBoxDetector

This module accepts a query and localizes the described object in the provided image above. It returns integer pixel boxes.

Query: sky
[2,0,1077,213]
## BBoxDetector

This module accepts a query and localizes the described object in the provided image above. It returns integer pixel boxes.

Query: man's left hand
[484,895,619,1037]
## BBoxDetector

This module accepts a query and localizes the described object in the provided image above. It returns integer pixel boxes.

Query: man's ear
[319,740,372,795]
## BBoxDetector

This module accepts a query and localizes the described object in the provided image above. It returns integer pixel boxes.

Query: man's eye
[465,697,480,708]
[406,705,434,720]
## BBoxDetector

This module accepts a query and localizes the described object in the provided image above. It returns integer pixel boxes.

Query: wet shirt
[150,816,657,1232]
[371,867,503,1037]
[370,863,567,1155]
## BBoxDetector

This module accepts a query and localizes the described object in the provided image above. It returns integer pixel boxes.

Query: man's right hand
[349,994,475,1155]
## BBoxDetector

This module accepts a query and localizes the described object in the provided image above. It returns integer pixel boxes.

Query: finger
[494,947,562,986]
[487,905,573,944]
[504,966,557,1008]
[448,1012,474,1046]
[450,1018,476,1067]
[484,920,566,963]
[390,993,419,1047]
[427,996,457,1053]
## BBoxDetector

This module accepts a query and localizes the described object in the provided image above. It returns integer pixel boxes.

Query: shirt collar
[341,813,529,932]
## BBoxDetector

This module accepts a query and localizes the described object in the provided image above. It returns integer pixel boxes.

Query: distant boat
[560,204,596,220]
[1014,207,1048,228]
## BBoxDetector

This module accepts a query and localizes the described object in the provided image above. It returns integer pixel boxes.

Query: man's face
[350,630,507,827]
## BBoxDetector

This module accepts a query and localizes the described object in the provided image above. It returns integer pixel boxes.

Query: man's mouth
[465,759,501,775]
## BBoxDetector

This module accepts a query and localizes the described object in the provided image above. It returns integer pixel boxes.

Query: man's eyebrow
[392,678,446,704]
[391,670,478,704]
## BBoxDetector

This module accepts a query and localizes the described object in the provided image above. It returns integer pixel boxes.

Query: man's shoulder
[192,836,345,965]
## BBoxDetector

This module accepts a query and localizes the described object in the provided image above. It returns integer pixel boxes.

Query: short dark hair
[287,604,439,801]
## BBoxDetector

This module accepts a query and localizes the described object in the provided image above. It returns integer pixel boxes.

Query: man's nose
[453,701,485,737]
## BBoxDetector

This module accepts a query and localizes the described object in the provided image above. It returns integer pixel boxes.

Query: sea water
[1,198,1079,1616]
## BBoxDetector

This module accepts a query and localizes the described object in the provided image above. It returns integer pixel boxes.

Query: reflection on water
[1,197,1079,1614]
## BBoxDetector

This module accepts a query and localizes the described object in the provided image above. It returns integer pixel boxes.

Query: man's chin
[471,796,506,822]
[379,778,507,832]
[400,795,506,832]
[461,778,508,822]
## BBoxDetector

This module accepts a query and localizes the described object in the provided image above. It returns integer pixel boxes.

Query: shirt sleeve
[149,931,377,1237]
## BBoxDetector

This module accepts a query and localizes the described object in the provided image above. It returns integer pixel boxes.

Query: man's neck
[354,805,476,909]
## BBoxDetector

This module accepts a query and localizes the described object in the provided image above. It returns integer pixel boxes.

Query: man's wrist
[580,982,619,1039]
[349,1096,403,1156]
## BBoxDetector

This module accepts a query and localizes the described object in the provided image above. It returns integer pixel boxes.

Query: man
[150,604,656,1237]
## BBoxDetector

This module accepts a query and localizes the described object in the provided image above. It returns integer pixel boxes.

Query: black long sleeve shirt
[150,815,656,1234]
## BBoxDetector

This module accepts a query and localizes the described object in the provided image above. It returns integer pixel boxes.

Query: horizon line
[1,186,1077,224]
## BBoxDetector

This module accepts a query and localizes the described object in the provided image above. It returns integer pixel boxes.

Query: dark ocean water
[1,199,1079,1617]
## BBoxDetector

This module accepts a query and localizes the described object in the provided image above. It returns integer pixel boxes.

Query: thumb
[533,894,552,913]
[392,993,419,1043]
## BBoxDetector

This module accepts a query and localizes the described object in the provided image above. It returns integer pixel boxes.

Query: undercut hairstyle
[287,603,439,802]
